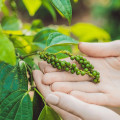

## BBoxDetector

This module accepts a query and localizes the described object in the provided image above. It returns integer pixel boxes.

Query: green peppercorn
[43,57,47,61]
[72,63,76,68]
[92,71,97,76]
[76,70,81,75]
[40,54,44,59]
[81,71,85,76]
[83,60,87,65]
[65,67,69,71]
[71,69,75,74]
[91,65,94,69]
[51,56,55,61]
[47,59,50,64]
[84,68,88,72]
[66,62,70,67]
[74,67,79,72]
[51,62,55,66]
[56,63,60,67]
[75,56,80,61]
[79,60,83,64]
[86,64,90,68]
[55,58,59,63]
[83,58,87,61]
[96,75,100,79]
[81,64,85,68]
[57,66,61,70]
[97,72,100,75]
[93,79,98,83]
[79,56,83,60]
[61,61,66,67]
[46,53,51,56]
[70,56,75,60]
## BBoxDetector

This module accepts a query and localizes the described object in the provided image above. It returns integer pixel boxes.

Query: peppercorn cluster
[40,52,100,83]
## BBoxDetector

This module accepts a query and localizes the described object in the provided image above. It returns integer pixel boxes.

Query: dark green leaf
[38,106,61,120]
[1,16,21,30]
[46,32,78,48]
[42,0,56,21]
[50,0,72,23]
[0,60,28,103]
[0,32,16,65]
[0,90,32,120]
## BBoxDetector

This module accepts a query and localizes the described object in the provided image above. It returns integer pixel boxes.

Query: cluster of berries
[40,52,100,83]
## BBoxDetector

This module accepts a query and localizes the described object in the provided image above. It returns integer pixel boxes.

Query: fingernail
[46,94,59,105]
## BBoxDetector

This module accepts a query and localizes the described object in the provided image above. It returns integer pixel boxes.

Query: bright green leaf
[23,0,42,16]
[0,90,32,120]
[1,16,22,30]
[0,32,16,65]
[0,0,3,11]
[50,0,72,23]
[46,32,78,49]
[33,27,57,43]
[71,23,111,42]
[38,106,61,120]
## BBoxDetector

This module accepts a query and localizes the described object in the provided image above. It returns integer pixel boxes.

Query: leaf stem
[34,88,46,106]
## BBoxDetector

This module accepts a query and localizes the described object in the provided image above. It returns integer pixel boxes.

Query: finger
[33,70,52,98]
[46,92,120,120]
[38,61,58,73]
[78,40,120,57]
[50,104,81,120]
[39,58,80,73]
[42,72,92,85]
[51,81,99,93]
[70,91,109,106]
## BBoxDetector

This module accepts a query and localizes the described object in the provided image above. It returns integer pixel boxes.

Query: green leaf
[38,106,61,120]
[46,32,78,48]
[1,16,22,31]
[23,0,42,16]
[33,27,57,43]
[0,32,16,65]
[50,0,72,23]
[0,60,28,103]
[0,90,32,120]
[42,0,56,21]
[71,23,111,42]
[0,0,3,11]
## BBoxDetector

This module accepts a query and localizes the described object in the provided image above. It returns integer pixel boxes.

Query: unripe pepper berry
[70,56,75,60]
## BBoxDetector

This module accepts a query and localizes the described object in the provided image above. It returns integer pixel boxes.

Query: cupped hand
[33,70,120,120]
[39,40,120,107]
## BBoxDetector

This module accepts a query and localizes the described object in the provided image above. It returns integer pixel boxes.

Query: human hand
[39,40,120,107]
[33,70,120,120]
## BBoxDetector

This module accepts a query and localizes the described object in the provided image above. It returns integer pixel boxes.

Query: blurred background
[0,0,120,40]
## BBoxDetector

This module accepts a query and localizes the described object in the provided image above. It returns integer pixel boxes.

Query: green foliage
[1,16,21,31]
[23,0,42,16]
[71,23,111,42]
[46,32,78,49]
[38,106,61,120]
[0,31,16,65]
[50,0,72,23]
[0,1,111,120]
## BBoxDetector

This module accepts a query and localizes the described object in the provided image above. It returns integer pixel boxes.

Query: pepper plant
[0,0,105,120]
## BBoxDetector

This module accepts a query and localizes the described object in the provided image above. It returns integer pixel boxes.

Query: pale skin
[33,40,120,120]
[38,40,120,107]
[33,70,120,120]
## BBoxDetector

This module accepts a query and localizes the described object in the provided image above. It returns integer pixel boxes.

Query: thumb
[46,92,120,120]
[78,40,120,57]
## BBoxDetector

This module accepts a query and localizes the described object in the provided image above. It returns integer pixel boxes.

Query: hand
[39,40,120,107]
[33,70,81,120]
[33,70,120,120]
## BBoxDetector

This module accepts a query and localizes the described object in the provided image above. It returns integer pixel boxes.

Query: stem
[19,51,40,59]
[34,88,46,106]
